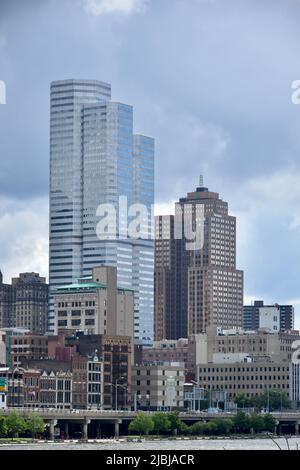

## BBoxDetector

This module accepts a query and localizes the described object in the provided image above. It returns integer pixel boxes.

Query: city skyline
[1,0,300,328]
[49,79,154,343]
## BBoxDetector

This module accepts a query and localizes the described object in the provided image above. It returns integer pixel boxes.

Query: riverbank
[0,436,299,450]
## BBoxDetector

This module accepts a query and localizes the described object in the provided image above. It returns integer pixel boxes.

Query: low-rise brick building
[132,362,185,411]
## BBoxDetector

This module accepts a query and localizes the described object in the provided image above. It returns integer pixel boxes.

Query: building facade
[0,367,8,409]
[197,360,290,400]
[0,271,48,334]
[243,300,294,332]
[290,340,300,403]
[49,79,154,344]
[53,266,134,341]
[0,331,6,366]
[66,333,132,409]
[71,353,104,409]
[132,362,185,410]
[190,328,300,366]
[10,334,48,368]
[40,370,72,409]
[143,339,189,365]
[154,179,244,340]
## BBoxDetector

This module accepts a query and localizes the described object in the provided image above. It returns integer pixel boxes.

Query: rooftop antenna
[199,174,204,187]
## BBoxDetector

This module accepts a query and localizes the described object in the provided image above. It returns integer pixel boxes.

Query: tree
[190,421,206,435]
[178,421,191,435]
[152,412,171,435]
[167,412,181,435]
[233,411,250,433]
[6,412,27,439]
[252,390,291,411]
[128,413,154,436]
[0,415,7,437]
[249,413,265,433]
[233,393,252,409]
[26,415,45,440]
[263,414,277,433]
[211,418,233,435]
[203,421,218,435]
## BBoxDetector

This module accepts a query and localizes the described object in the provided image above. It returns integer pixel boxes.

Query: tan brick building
[54,266,134,342]
[132,362,185,410]
[196,360,290,399]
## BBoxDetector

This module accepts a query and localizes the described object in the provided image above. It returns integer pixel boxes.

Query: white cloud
[82,0,148,16]
[0,197,48,283]
[154,202,174,216]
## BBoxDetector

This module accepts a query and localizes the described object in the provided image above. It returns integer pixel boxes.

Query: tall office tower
[132,135,155,343]
[154,179,244,340]
[243,300,294,332]
[49,80,154,344]
[154,215,176,340]
[0,271,48,334]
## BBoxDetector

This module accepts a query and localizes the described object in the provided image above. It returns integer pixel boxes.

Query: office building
[132,362,185,410]
[66,333,132,409]
[143,338,189,365]
[243,300,294,332]
[71,353,104,410]
[0,331,5,366]
[0,271,48,334]
[53,266,134,341]
[10,334,48,368]
[196,359,290,400]
[0,367,8,409]
[154,179,244,340]
[49,79,154,344]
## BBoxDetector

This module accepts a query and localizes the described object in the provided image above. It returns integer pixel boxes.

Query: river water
[0,438,299,450]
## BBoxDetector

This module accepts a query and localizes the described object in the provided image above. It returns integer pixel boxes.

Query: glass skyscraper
[49,79,154,344]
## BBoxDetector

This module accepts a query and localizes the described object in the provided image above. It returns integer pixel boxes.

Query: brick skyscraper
[154,178,244,340]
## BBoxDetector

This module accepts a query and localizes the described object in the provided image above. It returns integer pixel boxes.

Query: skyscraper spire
[199,174,204,188]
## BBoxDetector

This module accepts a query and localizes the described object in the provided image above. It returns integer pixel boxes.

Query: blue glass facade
[49,80,154,343]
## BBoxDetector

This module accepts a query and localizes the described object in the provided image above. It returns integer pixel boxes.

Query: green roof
[54,281,134,293]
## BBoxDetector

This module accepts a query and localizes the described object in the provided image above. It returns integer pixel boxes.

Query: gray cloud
[1,0,300,325]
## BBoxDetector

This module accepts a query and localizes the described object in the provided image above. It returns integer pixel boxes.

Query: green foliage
[204,421,218,435]
[233,411,250,432]
[190,421,206,435]
[249,413,265,432]
[26,415,45,438]
[252,390,291,411]
[233,393,252,408]
[263,413,277,432]
[167,412,181,431]
[128,413,154,436]
[211,417,234,435]
[178,421,191,435]
[152,412,171,435]
[0,415,7,437]
[6,412,27,438]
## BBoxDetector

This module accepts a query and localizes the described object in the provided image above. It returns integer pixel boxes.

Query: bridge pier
[49,420,57,441]
[114,420,121,437]
[82,420,91,441]
[64,422,69,439]
[96,423,101,438]
[277,423,282,435]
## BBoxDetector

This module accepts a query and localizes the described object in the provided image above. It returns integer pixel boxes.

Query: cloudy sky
[1,0,300,325]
